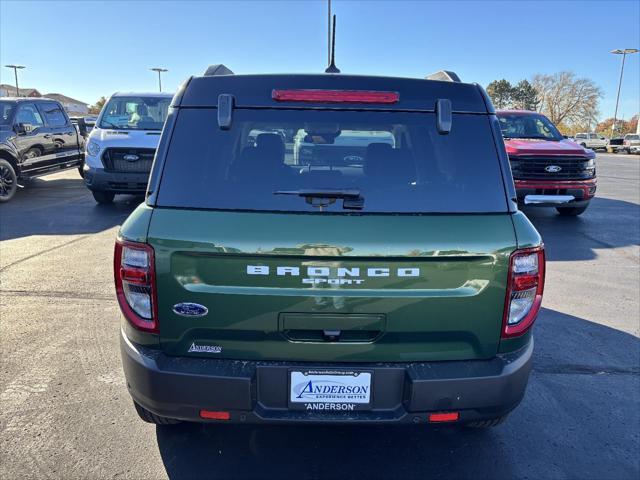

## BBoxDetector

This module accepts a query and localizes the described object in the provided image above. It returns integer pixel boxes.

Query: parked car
[573,132,608,151]
[70,115,97,138]
[622,133,640,154]
[0,97,84,202]
[497,110,597,216]
[82,92,173,204]
[117,65,544,428]
[606,137,625,153]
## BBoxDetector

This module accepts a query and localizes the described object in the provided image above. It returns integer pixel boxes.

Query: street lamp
[150,67,168,92]
[4,64,25,97]
[610,48,638,137]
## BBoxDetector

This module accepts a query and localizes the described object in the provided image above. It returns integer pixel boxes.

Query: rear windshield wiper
[274,189,364,211]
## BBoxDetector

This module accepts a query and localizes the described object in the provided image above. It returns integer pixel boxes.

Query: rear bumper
[120,330,534,425]
[515,178,596,207]
[83,166,149,194]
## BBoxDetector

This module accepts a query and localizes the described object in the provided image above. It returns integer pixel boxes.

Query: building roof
[0,84,41,97]
[44,93,88,106]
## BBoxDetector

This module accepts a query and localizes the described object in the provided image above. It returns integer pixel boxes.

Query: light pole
[328,0,332,66]
[4,64,25,97]
[150,67,168,92]
[610,48,638,137]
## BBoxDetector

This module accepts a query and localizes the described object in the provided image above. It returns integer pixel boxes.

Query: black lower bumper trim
[121,330,533,425]
[84,166,149,194]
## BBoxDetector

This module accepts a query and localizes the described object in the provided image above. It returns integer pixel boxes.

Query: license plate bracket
[289,369,373,411]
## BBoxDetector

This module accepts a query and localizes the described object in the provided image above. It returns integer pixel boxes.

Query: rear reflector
[199,410,231,420]
[272,89,399,104]
[429,412,460,423]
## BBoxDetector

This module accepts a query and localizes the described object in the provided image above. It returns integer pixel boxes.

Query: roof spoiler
[203,64,234,76]
[425,70,461,82]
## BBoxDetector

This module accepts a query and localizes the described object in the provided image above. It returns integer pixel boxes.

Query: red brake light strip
[272,89,399,104]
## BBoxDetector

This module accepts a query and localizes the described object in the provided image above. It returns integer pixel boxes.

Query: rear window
[156,109,508,214]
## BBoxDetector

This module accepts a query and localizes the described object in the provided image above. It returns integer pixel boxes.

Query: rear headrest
[256,133,284,158]
[364,143,394,176]
[136,104,149,115]
[366,142,393,157]
[364,143,415,184]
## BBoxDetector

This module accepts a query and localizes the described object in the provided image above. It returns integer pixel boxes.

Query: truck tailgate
[148,209,516,362]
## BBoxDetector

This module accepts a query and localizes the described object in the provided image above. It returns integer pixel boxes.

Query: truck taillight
[114,239,158,334]
[502,247,545,338]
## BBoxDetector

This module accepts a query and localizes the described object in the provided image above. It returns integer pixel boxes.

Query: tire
[92,190,115,204]
[556,205,588,216]
[133,402,181,425]
[0,159,18,203]
[78,163,85,178]
[465,414,509,429]
[24,147,42,159]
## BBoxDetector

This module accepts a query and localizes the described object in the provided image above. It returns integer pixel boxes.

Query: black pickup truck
[0,97,84,202]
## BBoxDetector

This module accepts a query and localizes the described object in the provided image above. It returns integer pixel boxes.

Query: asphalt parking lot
[1,153,638,480]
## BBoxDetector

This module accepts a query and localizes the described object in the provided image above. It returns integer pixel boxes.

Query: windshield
[497,113,562,141]
[156,109,508,214]
[99,96,170,130]
[0,101,16,126]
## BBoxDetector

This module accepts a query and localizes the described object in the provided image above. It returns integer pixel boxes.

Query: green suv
[116,66,545,427]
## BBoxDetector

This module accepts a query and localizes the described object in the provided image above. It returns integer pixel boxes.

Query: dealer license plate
[289,370,372,411]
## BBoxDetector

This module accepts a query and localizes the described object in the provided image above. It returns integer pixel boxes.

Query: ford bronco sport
[497,110,597,216]
[117,65,545,427]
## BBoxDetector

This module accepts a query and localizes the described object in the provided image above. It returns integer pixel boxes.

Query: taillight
[271,89,399,104]
[502,247,545,338]
[114,238,158,334]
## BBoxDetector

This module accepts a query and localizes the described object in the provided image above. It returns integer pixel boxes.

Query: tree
[596,115,638,137]
[89,96,106,115]
[511,80,539,111]
[532,72,602,127]
[486,79,514,109]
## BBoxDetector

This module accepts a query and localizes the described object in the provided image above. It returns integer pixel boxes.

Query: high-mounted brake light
[114,239,158,334]
[271,89,399,104]
[502,247,545,338]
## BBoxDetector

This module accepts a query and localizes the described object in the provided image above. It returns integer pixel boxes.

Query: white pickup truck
[573,132,608,151]
[81,92,173,203]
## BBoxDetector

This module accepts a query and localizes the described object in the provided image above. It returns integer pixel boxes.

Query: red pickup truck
[497,110,596,216]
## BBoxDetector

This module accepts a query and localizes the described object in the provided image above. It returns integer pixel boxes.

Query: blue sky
[1,0,638,121]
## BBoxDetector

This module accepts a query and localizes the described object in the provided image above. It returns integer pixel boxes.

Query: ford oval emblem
[173,303,208,317]
[545,165,562,173]
[123,154,139,162]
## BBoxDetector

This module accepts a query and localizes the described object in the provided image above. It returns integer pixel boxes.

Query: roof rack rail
[203,64,234,76]
[425,70,461,82]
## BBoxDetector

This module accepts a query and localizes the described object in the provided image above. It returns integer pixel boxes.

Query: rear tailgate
[149,209,515,362]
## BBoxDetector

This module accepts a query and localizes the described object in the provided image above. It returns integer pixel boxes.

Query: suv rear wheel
[556,205,588,216]
[92,190,115,204]
[133,402,181,425]
[0,159,18,203]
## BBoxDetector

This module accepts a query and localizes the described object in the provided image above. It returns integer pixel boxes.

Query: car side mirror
[77,117,88,138]
[14,122,33,135]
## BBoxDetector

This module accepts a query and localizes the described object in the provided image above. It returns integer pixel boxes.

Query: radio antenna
[325,14,340,73]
